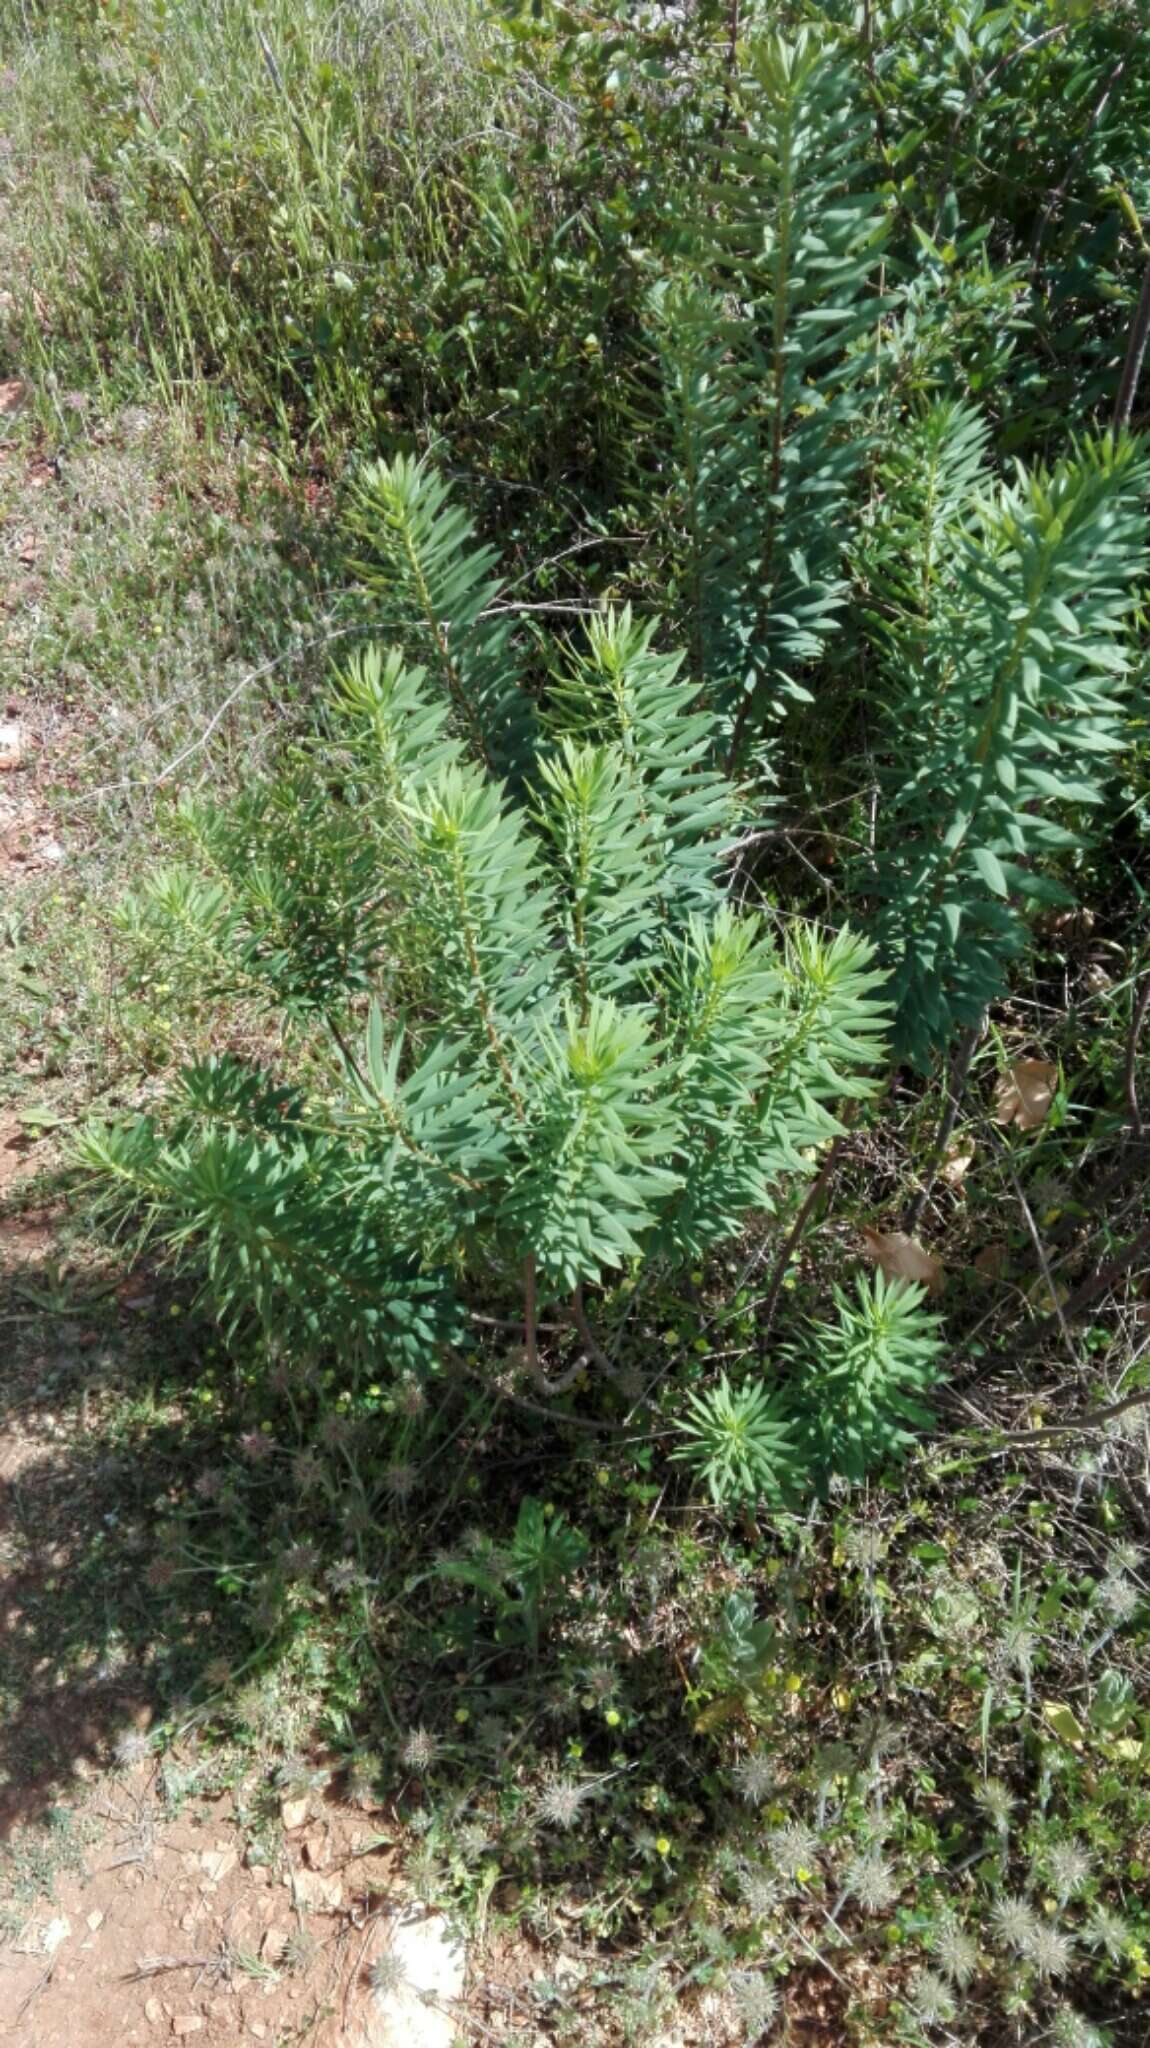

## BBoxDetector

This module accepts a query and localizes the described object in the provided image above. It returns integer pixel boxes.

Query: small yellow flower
[784,1673,803,1695]
[655,1835,671,1856]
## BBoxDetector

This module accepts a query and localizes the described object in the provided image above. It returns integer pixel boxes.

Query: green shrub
[852,427,1150,1063]
[80,458,889,1403]
[672,1272,944,1506]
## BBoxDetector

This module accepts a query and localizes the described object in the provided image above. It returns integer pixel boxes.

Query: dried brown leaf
[972,1242,1010,1281]
[993,1059,1057,1131]
[860,1227,945,1295]
[940,1141,976,1189]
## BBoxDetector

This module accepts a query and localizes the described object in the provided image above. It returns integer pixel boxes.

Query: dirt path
[1,1760,403,2048]
[0,436,394,2048]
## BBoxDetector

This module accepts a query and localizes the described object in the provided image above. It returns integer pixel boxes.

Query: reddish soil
[1,1766,405,2048]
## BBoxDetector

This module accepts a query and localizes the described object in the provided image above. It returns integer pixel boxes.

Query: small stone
[180,1912,197,1933]
[206,1998,231,2020]
[0,721,22,771]
[290,1868,342,1912]
[200,1846,238,1885]
[260,1925,289,1964]
[144,1997,163,2025]
[42,1916,71,1954]
[280,1795,310,1832]
[249,2027,267,2042]
[87,1910,104,1932]
[171,2019,203,2038]
[301,1827,330,1870]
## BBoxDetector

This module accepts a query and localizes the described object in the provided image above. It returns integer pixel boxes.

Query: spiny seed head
[325,1558,363,1594]
[909,1969,955,2026]
[1045,1838,1093,1903]
[843,1525,886,1570]
[1098,1574,1139,1623]
[766,1821,821,1880]
[844,1851,899,1913]
[383,1462,418,1502]
[404,1847,441,1897]
[729,1969,779,2034]
[112,1728,152,1770]
[194,1468,225,1499]
[1084,1904,1128,1959]
[456,1820,493,1862]
[1051,2009,1105,2048]
[368,1950,407,1999]
[239,1430,275,1462]
[1025,1922,1075,1979]
[733,1751,775,1807]
[145,1556,177,1590]
[284,1928,317,1972]
[1109,1541,1143,1575]
[319,1412,353,1449]
[736,1864,782,1918]
[582,1661,619,1702]
[202,1657,232,1690]
[1000,1621,1036,1674]
[535,1777,593,1830]
[1047,2007,1104,2039]
[292,1450,324,1491]
[990,1894,1040,1954]
[281,1541,318,1580]
[400,1727,438,1773]
[975,1777,1014,1833]
[931,1917,979,1987]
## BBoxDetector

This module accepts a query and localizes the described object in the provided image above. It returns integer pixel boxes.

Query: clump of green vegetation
[2,3,1150,2044]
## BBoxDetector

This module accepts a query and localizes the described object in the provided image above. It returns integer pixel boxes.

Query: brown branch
[1114,257,1150,431]
[1124,971,1150,1141]
[960,1379,1150,1444]
[761,1128,850,1338]
[447,1344,614,1433]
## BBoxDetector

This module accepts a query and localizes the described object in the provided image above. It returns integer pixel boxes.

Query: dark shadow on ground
[0,1225,258,1837]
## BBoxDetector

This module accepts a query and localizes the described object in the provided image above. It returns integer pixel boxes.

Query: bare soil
[1,1762,404,2048]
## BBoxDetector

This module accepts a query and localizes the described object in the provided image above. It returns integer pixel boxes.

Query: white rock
[0,722,22,771]
[359,1907,465,2048]
[42,1915,71,1954]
